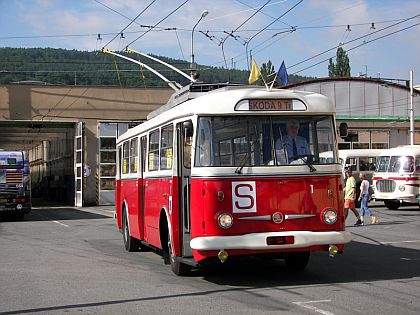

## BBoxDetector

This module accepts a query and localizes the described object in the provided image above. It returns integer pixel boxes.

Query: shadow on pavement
[199,240,420,287]
[20,207,108,221]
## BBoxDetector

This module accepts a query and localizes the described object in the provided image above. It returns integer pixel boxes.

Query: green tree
[328,47,351,77]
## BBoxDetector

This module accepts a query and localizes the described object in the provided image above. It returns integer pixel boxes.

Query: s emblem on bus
[272,212,284,224]
[232,181,257,213]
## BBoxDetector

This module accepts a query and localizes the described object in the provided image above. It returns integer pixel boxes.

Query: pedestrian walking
[344,168,362,225]
[358,173,378,225]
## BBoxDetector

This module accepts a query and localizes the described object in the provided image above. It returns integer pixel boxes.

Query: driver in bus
[275,119,310,164]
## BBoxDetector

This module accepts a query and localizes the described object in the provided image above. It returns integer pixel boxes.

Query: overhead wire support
[99,0,157,50]
[289,13,420,71]
[219,0,271,69]
[124,0,190,50]
[291,21,420,75]
[245,0,303,69]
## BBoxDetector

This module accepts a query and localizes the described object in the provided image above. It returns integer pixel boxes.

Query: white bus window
[149,129,160,171]
[401,156,414,173]
[122,141,129,174]
[345,158,357,172]
[377,156,390,172]
[130,138,138,173]
[160,125,173,170]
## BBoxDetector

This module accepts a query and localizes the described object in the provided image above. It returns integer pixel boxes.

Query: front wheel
[122,209,140,252]
[166,227,192,276]
[384,199,400,210]
[284,251,310,271]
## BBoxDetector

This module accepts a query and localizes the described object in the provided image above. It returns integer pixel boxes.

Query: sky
[1,0,419,83]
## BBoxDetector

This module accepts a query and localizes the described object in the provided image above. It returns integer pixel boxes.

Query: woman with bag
[358,173,378,225]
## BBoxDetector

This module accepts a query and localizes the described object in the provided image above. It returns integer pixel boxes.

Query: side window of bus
[129,138,138,173]
[148,129,160,171]
[183,121,193,168]
[117,146,122,177]
[122,141,129,174]
[359,157,368,171]
[346,158,357,172]
[416,157,420,172]
[160,124,173,170]
[367,157,377,171]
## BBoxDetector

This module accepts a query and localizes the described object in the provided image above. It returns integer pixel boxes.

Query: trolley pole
[410,70,414,145]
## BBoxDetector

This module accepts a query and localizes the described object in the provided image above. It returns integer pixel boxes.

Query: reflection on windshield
[194,115,337,167]
[376,155,415,173]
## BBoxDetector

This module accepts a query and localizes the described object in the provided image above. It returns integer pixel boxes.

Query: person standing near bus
[358,173,378,225]
[344,168,362,225]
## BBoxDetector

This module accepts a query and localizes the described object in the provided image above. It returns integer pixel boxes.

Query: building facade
[0,77,418,206]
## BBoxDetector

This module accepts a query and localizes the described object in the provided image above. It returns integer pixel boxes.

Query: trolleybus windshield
[195,115,337,167]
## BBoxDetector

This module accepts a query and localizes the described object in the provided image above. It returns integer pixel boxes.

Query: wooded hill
[0,47,312,87]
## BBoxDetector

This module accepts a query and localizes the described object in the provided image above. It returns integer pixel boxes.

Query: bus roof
[339,149,384,159]
[117,85,334,144]
[378,145,420,156]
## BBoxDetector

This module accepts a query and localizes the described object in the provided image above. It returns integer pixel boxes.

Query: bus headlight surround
[398,185,405,192]
[321,208,337,225]
[217,213,233,229]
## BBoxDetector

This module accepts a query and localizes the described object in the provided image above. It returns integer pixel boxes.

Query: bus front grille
[6,172,24,184]
[376,179,396,193]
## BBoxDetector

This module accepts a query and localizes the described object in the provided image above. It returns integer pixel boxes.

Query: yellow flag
[248,60,260,84]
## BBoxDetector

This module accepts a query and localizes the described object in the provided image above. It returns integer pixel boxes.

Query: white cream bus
[340,149,384,183]
[373,145,420,210]
[321,149,383,206]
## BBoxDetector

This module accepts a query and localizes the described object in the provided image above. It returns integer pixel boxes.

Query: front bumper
[0,203,31,213]
[190,230,352,251]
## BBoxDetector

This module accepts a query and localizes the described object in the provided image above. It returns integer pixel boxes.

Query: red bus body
[115,85,351,275]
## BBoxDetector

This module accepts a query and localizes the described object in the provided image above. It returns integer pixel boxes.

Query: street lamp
[191,10,209,78]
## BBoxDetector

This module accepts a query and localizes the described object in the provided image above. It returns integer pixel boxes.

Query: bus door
[139,136,147,239]
[177,121,193,257]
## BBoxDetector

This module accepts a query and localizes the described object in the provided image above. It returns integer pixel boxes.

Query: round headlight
[398,185,405,192]
[217,213,233,229]
[322,208,337,225]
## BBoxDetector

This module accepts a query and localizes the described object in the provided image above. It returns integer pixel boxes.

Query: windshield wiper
[235,156,247,174]
[297,155,317,172]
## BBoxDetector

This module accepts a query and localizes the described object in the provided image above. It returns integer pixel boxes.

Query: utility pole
[409,70,414,145]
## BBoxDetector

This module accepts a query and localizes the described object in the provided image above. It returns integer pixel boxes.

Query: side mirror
[339,122,348,138]
[183,121,193,137]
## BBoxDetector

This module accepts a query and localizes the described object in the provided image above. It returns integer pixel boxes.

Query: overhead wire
[245,0,303,69]
[124,0,190,49]
[292,21,420,75]
[234,0,295,29]
[219,0,271,68]
[99,0,157,49]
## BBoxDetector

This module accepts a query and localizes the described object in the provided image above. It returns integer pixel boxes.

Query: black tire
[122,209,140,252]
[285,251,310,271]
[384,199,400,210]
[166,226,191,276]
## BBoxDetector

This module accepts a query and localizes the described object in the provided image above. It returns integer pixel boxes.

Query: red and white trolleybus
[115,83,352,275]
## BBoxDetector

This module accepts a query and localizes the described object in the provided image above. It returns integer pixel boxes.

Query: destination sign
[248,99,292,111]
